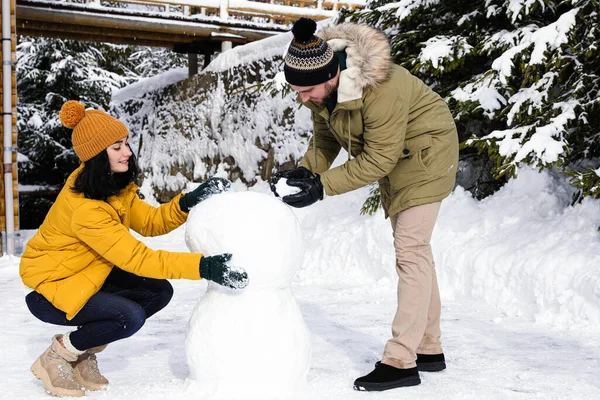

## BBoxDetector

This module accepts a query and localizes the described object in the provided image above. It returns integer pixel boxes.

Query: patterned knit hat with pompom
[59,100,129,162]
[284,18,339,86]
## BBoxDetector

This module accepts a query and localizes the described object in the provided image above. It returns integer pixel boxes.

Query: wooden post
[188,52,198,76]
[219,0,229,19]
[203,48,213,69]
[1,0,19,254]
[221,41,232,53]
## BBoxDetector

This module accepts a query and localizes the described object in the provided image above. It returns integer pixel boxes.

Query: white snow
[6,7,600,397]
[528,8,578,65]
[205,31,292,73]
[377,0,440,21]
[506,0,546,23]
[16,153,30,163]
[112,50,314,194]
[275,177,303,197]
[491,41,531,84]
[112,68,188,103]
[484,100,575,166]
[228,0,338,18]
[505,72,555,126]
[3,166,600,399]
[451,76,507,117]
[185,191,305,289]
[451,7,582,169]
[206,18,334,74]
[184,191,311,399]
[29,113,44,129]
[17,184,59,192]
[457,10,479,26]
[491,9,578,83]
[420,36,454,70]
[419,35,472,70]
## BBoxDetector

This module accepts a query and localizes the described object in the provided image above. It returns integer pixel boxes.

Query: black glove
[269,167,314,197]
[282,174,324,208]
[199,253,249,289]
[179,177,231,212]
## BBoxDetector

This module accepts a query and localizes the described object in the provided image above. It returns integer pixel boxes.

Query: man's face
[291,76,339,105]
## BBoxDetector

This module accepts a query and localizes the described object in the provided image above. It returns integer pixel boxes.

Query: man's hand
[269,167,314,197]
[199,253,249,289]
[180,177,231,212]
[282,174,324,208]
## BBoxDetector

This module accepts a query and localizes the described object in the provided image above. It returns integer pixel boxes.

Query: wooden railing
[63,0,364,25]
[17,0,364,48]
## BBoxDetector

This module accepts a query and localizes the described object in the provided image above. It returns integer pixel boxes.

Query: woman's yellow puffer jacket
[20,165,202,320]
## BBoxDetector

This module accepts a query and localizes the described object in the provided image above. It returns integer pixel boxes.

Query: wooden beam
[17,28,180,48]
[18,20,203,46]
[16,3,286,42]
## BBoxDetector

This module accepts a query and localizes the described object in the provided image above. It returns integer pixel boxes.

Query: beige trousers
[382,202,443,369]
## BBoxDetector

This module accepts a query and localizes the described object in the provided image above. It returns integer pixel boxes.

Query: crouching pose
[20,100,248,397]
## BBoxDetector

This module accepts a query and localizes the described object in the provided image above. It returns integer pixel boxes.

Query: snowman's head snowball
[185,191,304,289]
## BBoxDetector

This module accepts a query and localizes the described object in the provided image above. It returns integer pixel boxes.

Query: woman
[20,100,248,397]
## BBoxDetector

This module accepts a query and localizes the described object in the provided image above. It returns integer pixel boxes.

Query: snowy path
[2,263,599,400]
[301,285,600,399]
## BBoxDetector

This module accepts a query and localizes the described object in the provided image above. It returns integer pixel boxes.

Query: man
[270,18,459,392]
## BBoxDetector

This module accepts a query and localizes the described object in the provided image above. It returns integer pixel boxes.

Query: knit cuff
[62,332,86,355]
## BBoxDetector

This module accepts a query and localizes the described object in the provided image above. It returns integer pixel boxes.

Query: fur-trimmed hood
[316,23,392,103]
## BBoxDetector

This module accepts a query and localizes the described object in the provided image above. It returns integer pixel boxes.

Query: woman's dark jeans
[26,267,173,351]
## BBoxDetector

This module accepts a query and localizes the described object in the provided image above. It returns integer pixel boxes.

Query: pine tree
[338,0,599,214]
[128,47,189,77]
[16,37,187,227]
[17,38,128,183]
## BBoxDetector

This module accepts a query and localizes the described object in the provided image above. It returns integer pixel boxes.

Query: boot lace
[48,351,78,382]
[86,353,101,376]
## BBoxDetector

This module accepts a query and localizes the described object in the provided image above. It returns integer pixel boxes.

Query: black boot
[416,353,446,372]
[353,362,420,391]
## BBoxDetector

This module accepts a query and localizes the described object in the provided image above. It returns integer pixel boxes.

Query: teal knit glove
[179,177,230,212]
[199,253,249,289]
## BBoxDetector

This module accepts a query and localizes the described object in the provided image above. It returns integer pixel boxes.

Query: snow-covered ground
[1,166,599,399]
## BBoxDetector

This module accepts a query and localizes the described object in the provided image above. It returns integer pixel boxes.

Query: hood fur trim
[317,23,392,103]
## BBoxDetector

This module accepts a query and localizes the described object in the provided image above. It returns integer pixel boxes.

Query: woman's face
[107,137,132,174]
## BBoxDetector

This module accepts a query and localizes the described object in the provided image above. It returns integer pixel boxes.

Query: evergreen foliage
[339,0,599,215]
[111,57,310,203]
[16,37,187,227]
[128,47,189,77]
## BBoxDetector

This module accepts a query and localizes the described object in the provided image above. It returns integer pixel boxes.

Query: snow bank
[434,168,600,331]
[288,166,600,332]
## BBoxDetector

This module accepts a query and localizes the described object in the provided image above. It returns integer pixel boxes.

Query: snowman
[184,190,311,399]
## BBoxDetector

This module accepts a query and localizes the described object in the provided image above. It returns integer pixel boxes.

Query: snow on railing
[64,0,365,24]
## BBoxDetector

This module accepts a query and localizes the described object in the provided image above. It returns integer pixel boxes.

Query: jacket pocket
[388,135,433,194]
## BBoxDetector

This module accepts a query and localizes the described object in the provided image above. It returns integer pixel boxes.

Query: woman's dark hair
[71,147,139,201]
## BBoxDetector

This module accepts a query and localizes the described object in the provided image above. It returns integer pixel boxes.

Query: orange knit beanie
[59,100,129,162]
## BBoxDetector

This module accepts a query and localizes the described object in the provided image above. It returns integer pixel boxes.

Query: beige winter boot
[30,335,85,397]
[72,344,109,391]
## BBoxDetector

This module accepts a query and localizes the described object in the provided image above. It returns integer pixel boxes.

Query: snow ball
[185,191,304,289]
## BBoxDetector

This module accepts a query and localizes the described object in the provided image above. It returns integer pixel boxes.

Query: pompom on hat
[59,100,129,162]
[284,18,339,86]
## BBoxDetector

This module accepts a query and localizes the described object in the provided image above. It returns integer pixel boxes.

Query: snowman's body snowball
[184,191,311,399]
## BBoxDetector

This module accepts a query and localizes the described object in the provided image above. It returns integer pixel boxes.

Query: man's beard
[314,81,337,105]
